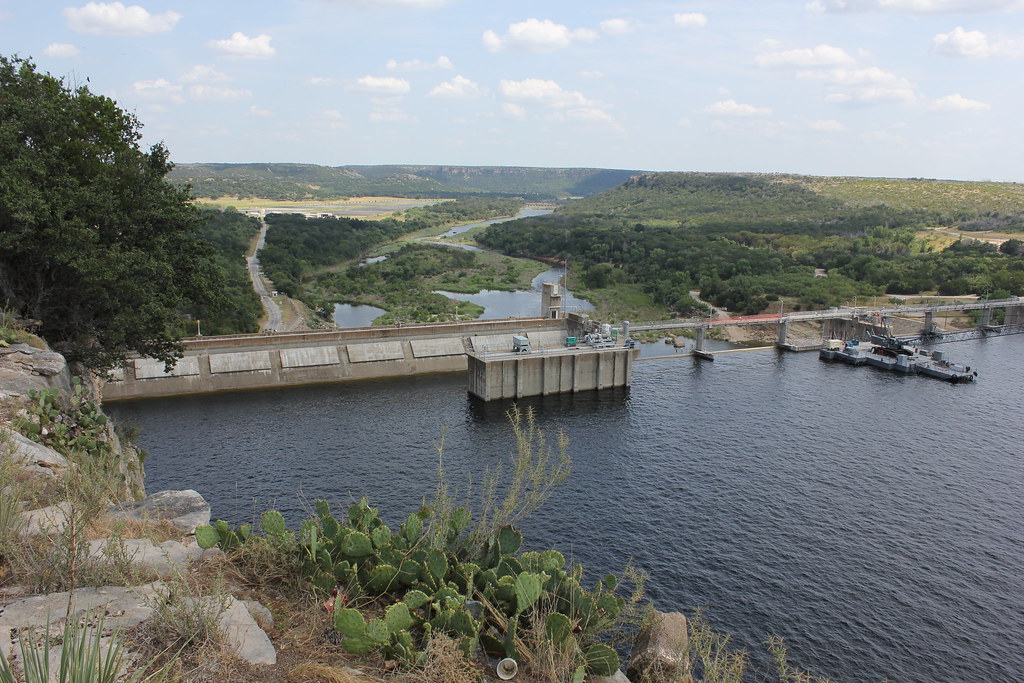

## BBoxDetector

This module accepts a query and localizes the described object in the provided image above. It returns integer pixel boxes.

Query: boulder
[243,600,275,631]
[216,597,277,665]
[107,489,211,534]
[627,610,690,682]
[0,343,71,396]
[1,428,69,478]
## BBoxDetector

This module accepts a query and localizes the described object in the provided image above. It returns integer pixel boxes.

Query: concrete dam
[101,313,630,402]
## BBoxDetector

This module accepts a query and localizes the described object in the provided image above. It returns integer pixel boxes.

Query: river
[334,208,592,326]
[107,335,1024,682]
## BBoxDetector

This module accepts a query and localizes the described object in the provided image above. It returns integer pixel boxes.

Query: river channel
[334,208,592,326]
[107,335,1023,682]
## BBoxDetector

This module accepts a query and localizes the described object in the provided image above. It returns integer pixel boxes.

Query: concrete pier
[466,345,639,401]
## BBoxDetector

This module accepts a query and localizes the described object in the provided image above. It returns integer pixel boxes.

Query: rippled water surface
[108,336,1024,682]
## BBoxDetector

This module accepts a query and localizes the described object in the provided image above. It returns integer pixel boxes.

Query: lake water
[107,335,1024,682]
[331,303,387,328]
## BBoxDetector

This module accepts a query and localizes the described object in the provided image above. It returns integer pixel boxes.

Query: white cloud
[308,76,337,86]
[43,43,80,58]
[483,18,597,53]
[355,75,411,95]
[809,119,847,131]
[180,65,230,83]
[188,85,252,102]
[803,66,917,103]
[64,2,179,35]
[385,55,454,71]
[930,93,991,111]
[500,78,593,108]
[207,32,276,60]
[932,27,1021,58]
[503,102,528,119]
[755,44,856,67]
[600,18,633,35]
[581,70,604,80]
[132,78,183,102]
[563,107,616,124]
[248,106,272,117]
[705,99,773,116]
[807,0,1024,14]
[428,75,483,98]
[674,13,708,28]
[319,109,346,130]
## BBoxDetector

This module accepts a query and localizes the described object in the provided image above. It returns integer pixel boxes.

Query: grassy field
[807,177,1024,213]
[196,195,442,217]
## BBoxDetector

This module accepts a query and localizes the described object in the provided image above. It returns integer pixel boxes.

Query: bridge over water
[631,297,1024,358]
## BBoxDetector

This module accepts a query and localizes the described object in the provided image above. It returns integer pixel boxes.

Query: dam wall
[103,317,577,401]
[466,346,639,401]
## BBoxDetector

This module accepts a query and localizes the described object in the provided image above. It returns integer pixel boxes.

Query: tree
[0,56,223,369]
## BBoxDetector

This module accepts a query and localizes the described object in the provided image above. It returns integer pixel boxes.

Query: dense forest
[187,209,263,335]
[478,173,1024,316]
[169,163,637,202]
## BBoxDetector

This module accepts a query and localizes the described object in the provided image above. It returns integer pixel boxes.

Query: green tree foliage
[399,197,523,226]
[478,184,1024,315]
[260,213,415,296]
[0,56,222,369]
[188,208,262,335]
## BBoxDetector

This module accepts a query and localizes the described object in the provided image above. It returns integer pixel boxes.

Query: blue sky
[4,1,1023,181]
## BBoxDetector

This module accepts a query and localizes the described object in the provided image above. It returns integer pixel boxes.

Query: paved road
[247,221,284,332]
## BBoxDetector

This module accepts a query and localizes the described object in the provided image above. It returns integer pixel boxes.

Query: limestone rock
[243,600,275,630]
[1,428,69,478]
[592,671,632,683]
[88,538,207,577]
[17,501,71,537]
[108,489,211,534]
[218,597,277,665]
[0,343,71,397]
[627,610,689,682]
[0,583,163,660]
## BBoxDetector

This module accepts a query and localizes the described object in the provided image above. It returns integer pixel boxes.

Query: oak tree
[0,56,223,369]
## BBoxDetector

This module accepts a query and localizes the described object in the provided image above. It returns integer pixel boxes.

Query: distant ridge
[168,163,642,201]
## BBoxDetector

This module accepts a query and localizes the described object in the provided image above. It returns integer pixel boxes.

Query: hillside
[169,163,639,202]
[560,172,1024,230]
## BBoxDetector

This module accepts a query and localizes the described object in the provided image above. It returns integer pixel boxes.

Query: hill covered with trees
[168,163,639,202]
[478,172,1024,317]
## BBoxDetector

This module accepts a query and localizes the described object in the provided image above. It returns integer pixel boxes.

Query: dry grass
[289,661,377,682]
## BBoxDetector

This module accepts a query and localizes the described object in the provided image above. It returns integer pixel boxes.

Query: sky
[3,0,1024,181]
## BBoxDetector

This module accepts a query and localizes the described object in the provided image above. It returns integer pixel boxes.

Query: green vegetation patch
[478,174,1024,318]
[304,244,547,324]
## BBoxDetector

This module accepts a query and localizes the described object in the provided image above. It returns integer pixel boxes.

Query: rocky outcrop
[87,537,221,577]
[0,343,71,399]
[627,610,690,682]
[0,583,163,661]
[1,427,69,478]
[107,489,211,534]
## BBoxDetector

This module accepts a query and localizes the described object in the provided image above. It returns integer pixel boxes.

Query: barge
[820,335,976,383]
